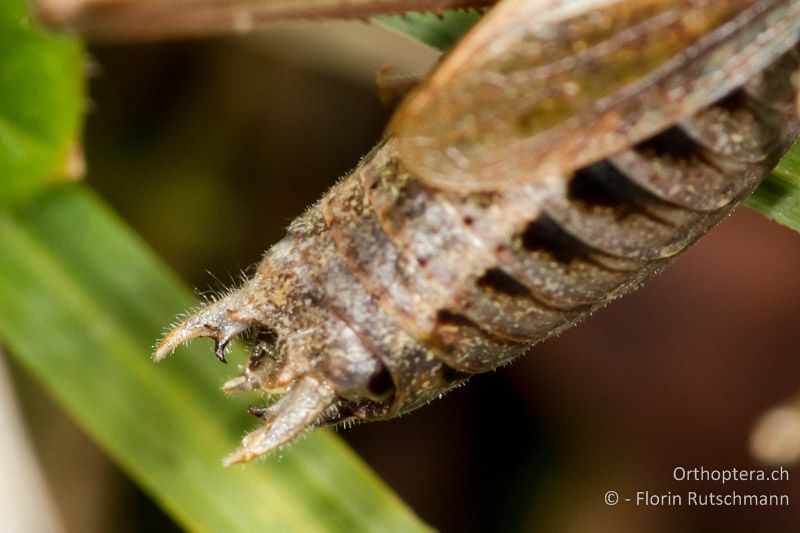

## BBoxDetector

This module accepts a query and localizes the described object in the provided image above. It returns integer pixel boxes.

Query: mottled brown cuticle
[156,5,800,463]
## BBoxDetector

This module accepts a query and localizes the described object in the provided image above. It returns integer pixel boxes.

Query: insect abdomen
[323,49,800,376]
[156,43,800,464]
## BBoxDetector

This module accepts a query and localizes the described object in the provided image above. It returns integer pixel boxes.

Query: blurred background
[6,19,800,532]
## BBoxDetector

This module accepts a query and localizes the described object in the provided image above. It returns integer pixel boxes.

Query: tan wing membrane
[390,0,800,191]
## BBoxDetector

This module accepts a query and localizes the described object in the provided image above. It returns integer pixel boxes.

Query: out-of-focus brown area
[12,21,800,532]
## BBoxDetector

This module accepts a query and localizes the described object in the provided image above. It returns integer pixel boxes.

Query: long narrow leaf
[36,0,490,41]
[747,141,800,233]
[375,10,483,51]
[0,184,430,532]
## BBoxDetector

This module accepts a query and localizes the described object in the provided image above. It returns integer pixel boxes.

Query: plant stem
[36,0,492,41]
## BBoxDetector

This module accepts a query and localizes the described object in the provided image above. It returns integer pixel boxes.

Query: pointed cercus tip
[153,290,253,363]
[223,449,253,467]
[220,376,337,465]
[153,323,214,362]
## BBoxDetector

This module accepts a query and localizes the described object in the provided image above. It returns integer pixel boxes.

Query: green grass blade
[374,10,483,51]
[0,0,83,207]
[747,141,800,233]
[0,183,430,533]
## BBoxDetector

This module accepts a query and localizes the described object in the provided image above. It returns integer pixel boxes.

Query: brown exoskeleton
[148,0,800,464]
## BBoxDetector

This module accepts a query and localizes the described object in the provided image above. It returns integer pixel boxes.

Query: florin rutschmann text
[603,466,790,508]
